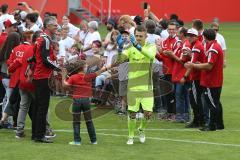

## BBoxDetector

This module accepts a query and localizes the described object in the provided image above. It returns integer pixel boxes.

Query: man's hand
[163,50,173,55]
[184,62,195,69]
[183,49,191,56]
[130,34,137,46]
[180,77,186,84]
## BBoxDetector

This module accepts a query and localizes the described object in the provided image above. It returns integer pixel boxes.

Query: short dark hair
[159,19,168,30]
[145,20,156,34]
[192,19,203,31]
[26,13,38,23]
[177,19,184,27]
[179,27,188,37]
[134,25,146,34]
[170,14,179,21]
[203,29,216,41]
[1,4,8,14]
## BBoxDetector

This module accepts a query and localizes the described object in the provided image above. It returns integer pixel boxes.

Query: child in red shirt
[62,59,110,145]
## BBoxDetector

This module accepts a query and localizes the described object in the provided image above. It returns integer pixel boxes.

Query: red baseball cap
[4,19,21,28]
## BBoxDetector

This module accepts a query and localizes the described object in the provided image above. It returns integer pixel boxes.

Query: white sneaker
[126,138,134,145]
[91,141,98,145]
[138,128,145,143]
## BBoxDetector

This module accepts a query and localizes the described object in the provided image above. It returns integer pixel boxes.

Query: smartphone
[17,2,23,6]
[144,2,148,9]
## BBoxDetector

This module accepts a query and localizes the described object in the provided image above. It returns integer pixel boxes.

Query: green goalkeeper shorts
[127,91,153,112]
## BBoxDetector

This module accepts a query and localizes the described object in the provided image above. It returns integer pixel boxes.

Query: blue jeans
[72,98,96,143]
[95,71,111,87]
[175,83,190,120]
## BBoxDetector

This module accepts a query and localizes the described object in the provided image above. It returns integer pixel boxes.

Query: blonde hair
[119,15,135,27]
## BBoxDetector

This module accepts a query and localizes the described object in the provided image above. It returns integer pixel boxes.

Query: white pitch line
[54,128,240,132]
[53,129,240,148]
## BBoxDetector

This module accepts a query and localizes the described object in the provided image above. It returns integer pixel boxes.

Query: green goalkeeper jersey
[121,42,156,91]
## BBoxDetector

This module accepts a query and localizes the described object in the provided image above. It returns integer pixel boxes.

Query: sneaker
[185,122,200,128]
[69,141,81,145]
[199,126,216,131]
[138,128,145,143]
[35,137,53,143]
[15,132,25,139]
[126,138,134,145]
[45,128,56,138]
[91,141,97,145]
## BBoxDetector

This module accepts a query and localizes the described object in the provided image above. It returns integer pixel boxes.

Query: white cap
[187,28,198,36]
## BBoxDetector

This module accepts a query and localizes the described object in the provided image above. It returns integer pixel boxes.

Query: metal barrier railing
[80,0,103,22]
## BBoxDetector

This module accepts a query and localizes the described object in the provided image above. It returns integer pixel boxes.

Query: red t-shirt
[190,40,205,81]
[172,40,191,82]
[67,73,97,98]
[7,43,32,88]
[200,41,223,88]
[19,45,35,92]
[161,35,179,74]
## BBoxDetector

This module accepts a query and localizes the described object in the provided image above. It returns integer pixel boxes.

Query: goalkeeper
[116,25,156,145]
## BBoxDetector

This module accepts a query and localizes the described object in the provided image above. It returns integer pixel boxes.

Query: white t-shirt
[104,44,118,67]
[58,36,75,59]
[36,16,43,29]
[0,14,15,32]
[146,33,161,44]
[29,24,41,32]
[146,33,163,73]
[216,33,227,51]
[83,31,101,56]
[160,29,169,40]
[67,23,80,38]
